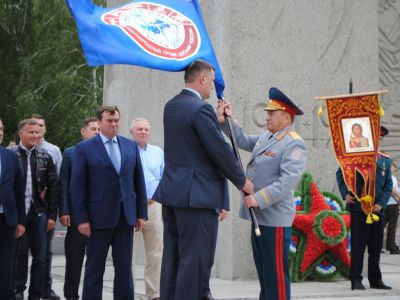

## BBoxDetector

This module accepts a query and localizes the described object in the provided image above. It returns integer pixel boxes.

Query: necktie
[108,139,120,173]
[25,151,33,214]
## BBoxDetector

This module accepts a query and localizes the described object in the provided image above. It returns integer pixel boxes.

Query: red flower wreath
[290,173,350,281]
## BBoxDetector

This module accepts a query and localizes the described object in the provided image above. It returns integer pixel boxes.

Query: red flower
[293,182,350,273]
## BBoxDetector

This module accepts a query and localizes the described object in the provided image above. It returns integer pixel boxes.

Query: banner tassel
[361,195,380,224]
[317,100,323,117]
[379,100,384,116]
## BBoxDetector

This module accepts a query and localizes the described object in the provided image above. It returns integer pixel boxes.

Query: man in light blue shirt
[130,118,164,300]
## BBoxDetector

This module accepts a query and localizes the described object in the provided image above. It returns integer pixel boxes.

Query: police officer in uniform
[217,87,307,300]
[336,126,393,290]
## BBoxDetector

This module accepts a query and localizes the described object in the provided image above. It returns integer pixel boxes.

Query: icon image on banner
[341,117,374,154]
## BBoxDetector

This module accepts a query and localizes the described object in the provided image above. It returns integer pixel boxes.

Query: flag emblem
[101,2,201,60]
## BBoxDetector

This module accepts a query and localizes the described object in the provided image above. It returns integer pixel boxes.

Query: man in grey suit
[217,87,307,300]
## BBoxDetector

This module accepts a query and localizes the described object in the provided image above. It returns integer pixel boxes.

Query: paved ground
[46,250,400,300]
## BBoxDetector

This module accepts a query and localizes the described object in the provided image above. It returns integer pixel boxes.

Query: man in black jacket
[13,119,59,300]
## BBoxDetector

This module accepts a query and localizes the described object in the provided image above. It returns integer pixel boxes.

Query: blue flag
[66,0,225,98]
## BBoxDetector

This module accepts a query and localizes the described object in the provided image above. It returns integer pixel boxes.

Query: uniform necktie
[108,139,120,173]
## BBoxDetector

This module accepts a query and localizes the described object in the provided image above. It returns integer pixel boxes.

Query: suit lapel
[118,136,126,173]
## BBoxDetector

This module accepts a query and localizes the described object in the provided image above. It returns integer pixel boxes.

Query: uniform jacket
[154,89,246,209]
[71,134,147,229]
[336,152,393,214]
[0,147,26,227]
[228,124,307,227]
[12,146,59,221]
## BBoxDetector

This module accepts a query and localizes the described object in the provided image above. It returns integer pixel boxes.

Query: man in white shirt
[130,118,163,300]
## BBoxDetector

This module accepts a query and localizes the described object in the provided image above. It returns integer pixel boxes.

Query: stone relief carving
[379,0,400,177]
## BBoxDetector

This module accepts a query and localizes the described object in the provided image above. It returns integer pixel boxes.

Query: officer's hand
[244,195,259,209]
[78,222,91,237]
[241,179,254,195]
[345,194,356,204]
[372,204,382,214]
[60,214,71,227]
[47,219,56,232]
[135,218,145,232]
[15,224,25,238]
[216,100,232,123]
[219,209,228,221]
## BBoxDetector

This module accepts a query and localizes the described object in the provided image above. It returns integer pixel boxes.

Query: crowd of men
[0,59,398,300]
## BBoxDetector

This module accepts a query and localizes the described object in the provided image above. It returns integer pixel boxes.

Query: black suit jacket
[0,147,26,227]
[154,89,245,209]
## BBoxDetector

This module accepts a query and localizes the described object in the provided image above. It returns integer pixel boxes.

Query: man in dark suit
[71,106,147,300]
[59,117,99,300]
[154,60,253,300]
[0,118,26,300]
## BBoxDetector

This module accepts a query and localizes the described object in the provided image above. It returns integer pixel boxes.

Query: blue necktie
[108,139,120,173]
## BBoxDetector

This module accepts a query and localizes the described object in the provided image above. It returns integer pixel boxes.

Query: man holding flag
[153,60,253,299]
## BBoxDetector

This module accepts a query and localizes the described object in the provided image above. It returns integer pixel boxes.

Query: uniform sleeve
[221,119,259,152]
[254,139,307,209]
[336,168,351,199]
[376,158,393,207]
[192,104,246,190]
[232,123,260,152]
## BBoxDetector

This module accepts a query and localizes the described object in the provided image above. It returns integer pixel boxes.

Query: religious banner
[320,91,383,223]
[66,0,225,98]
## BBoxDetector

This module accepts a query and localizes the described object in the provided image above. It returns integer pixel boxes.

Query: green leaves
[0,0,105,149]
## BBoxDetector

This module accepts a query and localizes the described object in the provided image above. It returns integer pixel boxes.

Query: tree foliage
[0,0,105,149]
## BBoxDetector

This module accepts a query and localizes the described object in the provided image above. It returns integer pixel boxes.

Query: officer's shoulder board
[288,131,302,140]
[276,130,302,141]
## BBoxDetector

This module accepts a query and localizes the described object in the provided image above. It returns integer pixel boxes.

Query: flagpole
[223,113,261,237]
